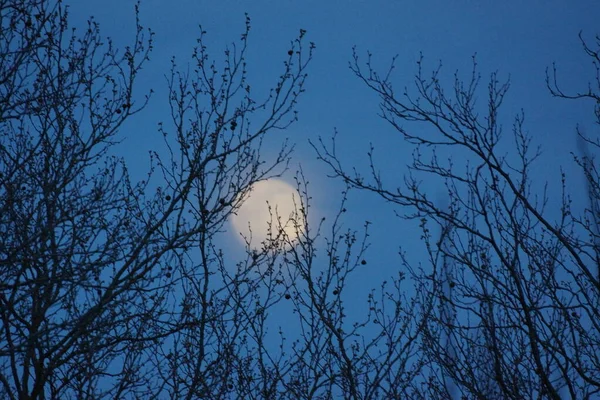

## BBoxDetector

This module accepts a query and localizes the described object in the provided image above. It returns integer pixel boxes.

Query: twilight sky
[65,0,600,326]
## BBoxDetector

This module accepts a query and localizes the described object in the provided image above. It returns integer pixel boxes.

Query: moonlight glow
[230,179,304,247]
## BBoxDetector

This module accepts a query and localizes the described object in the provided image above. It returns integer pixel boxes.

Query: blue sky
[66,0,600,337]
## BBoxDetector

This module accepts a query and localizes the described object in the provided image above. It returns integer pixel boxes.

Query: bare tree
[0,1,426,398]
[550,32,600,286]
[271,181,429,399]
[314,35,600,398]
[8,1,599,399]
[148,15,316,400]
[1,1,431,398]
[0,0,314,398]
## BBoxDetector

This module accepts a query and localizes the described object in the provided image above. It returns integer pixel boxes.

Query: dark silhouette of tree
[0,1,314,398]
[4,1,599,399]
[151,15,316,400]
[1,1,424,399]
[314,35,600,398]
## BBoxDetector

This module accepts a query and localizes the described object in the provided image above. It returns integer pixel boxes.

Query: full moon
[230,179,304,247]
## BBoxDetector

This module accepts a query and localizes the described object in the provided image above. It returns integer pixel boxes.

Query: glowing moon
[230,179,304,247]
